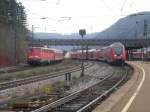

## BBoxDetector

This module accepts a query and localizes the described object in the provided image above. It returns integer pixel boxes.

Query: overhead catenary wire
[120,0,127,13]
[56,0,61,5]
[18,0,137,33]
[100,0,115,13]
[111,0,120,7]
[18,0,60,5]
[19,0,128,20]
[18,0,62,21]
[129,0,136,8]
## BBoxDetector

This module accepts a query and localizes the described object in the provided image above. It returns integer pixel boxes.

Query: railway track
[0,60,80,74]
[0,64,31,74]
[0,61,94,91]
[31,64,132,112]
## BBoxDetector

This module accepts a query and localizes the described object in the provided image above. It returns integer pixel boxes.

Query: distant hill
[95,12,150,39]
[35,12,150,40]
[34,32,99,39]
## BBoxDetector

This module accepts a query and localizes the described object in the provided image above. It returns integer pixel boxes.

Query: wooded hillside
[0,0,28,66]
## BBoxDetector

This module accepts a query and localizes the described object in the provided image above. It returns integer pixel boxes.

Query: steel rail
[0,61,80,73]
[31,66,130,112]
[77,67,128,112]
[0,61,93,91]
[0,64,30,73]
[31,71,115,112]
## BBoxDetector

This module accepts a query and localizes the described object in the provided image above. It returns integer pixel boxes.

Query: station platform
[93,61,150,112]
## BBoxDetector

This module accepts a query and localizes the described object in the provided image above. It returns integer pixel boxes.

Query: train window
[47,49,49,53]
[28,48,33,52]
[43,49,46,52]
[113,46,123,55]
[49,50,54,53]
[34,48,41,52]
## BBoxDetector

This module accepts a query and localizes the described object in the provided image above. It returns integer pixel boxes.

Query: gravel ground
[0,61,113,111]
[0,60,78,82]
[65,62,113,95]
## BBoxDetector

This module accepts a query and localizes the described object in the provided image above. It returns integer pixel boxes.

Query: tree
[0,0,27,29]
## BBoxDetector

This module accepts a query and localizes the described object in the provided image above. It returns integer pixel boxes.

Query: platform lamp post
[12,1,17,65]
[79,29,86,77]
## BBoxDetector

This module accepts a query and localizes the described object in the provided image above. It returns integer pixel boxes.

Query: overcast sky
[18,0,150,34]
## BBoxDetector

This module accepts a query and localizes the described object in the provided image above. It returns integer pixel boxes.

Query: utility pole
[86,45,88,60]
[12,1,18,65]
[14,25,17,64]
[32,25,34,46]
[135,21,138,38]
[143,19,148,60]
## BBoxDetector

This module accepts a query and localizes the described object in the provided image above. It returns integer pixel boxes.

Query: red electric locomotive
[27,47,63,65]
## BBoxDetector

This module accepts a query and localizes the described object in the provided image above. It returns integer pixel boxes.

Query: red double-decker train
[70,42,126,65]
[27,47,63,65]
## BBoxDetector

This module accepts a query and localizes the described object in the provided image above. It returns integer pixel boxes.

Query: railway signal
[65,72,71,90]
[79,29,86,77]
[65,72,71,81]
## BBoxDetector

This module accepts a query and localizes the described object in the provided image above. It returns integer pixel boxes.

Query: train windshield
[28,48,33,52]
[28,47,41,52]
[34,48,41,52]
[112,44,124,55]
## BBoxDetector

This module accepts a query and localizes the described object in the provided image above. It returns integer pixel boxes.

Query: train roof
[29,47,63,53]
[88,49,97,52]
[110,42,124,47]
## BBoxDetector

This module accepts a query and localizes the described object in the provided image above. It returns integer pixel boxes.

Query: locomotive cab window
[28,48,33,52]
[113,46,123,55]
[33,48,41,52]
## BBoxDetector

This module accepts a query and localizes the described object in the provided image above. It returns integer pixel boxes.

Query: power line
[27,10,44,17]
[28,14,130,22]
[19,0,60,5]
[111,0,120,7]
[56,0,61,5]
[120,0,127,13]
[25,8,59,21]
[100,0,115,13]
[130,0,136,8]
